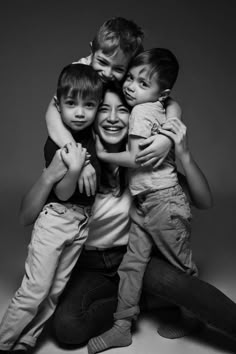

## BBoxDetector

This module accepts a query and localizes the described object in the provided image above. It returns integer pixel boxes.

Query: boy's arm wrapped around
[46,98,75,147]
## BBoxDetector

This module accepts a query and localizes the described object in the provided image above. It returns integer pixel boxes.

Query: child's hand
[61,142,86,173]
[85,151,91,166]
[76,142,91,166]
[95,134,107,158]
[44,149,68,183]
[136,134,172,169]
[159,117,189,160]
[78,163,97,197]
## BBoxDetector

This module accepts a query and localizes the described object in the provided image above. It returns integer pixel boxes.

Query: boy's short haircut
[91,17,144,59]
[57,63,104,102]
[131,48,179,91]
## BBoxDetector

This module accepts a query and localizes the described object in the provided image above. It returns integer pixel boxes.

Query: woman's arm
[177,153,213,209]
[45,98,75,146]
[19,149,67,226]
[159,117,213,209]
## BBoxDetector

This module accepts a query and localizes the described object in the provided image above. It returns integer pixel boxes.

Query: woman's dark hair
[98,82,130,197]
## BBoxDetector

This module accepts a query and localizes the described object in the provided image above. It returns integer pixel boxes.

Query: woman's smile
[95,90,130,148]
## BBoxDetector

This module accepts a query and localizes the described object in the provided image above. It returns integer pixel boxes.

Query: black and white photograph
[0,1,236,353]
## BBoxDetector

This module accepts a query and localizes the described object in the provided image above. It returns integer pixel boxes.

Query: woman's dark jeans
[52,247,236,345]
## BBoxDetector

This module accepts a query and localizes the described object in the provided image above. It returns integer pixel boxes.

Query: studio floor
[1,196,236,354]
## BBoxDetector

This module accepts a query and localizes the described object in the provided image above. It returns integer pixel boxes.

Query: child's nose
[127,82,135,92]
[103,67,113,79]
[75,107,84,117]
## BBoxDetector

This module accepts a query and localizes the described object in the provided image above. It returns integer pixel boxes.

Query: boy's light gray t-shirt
[73,55,92,65]
[128,101,178,196]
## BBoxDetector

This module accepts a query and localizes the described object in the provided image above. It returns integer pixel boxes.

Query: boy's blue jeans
[53,246,236,345]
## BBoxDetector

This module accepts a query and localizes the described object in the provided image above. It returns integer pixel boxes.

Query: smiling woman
[94,83,130,147]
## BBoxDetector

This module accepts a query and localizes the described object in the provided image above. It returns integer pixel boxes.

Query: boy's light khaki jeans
[0,202,91,350]
[115,185,198,320]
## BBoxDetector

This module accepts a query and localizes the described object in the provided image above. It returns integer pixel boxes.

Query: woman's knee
[144,256,187,295]
[52,297,117,345]
[52,307,88,345]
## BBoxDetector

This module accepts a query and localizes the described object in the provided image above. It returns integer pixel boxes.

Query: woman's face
[95,91,130,147]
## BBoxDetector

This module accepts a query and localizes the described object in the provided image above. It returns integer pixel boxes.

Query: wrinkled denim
[53,246,236,345]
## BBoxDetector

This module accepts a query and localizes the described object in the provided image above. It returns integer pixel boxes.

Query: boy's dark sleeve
[44,137,59,168]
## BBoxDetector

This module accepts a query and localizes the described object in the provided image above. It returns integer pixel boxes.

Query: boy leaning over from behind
[46,17,145,148]
[88,48,198,354]
[0,64,103,354]
[45,17,182,189]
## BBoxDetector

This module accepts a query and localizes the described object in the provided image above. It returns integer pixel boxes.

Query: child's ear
[54,96,61,112]
[159,89,171,102]
[89,41,93,52]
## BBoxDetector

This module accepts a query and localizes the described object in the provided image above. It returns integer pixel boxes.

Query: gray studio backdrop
[0,0,236,290]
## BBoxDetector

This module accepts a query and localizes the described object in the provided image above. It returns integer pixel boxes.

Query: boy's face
[123,65,160,107]
[91,49,130,83]
[58,94,99,132]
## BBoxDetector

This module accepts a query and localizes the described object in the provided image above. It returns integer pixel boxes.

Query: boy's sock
[157,308,202,339]
[87,319,132,354]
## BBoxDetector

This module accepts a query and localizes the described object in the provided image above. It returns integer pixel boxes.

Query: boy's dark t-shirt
[44,126,100,206]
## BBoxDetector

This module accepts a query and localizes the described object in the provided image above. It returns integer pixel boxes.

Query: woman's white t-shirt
[85,189,132,248]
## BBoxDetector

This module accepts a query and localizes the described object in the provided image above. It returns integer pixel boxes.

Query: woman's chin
[99,130,126,146]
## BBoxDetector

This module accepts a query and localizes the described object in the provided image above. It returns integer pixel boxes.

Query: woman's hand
[19,149,67,226]
[159,117,189,161]
[136,134,172,169]
[44,148,68,184]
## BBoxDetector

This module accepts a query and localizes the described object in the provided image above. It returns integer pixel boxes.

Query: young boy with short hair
[0,63,103,353]
[88,48,198,354]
